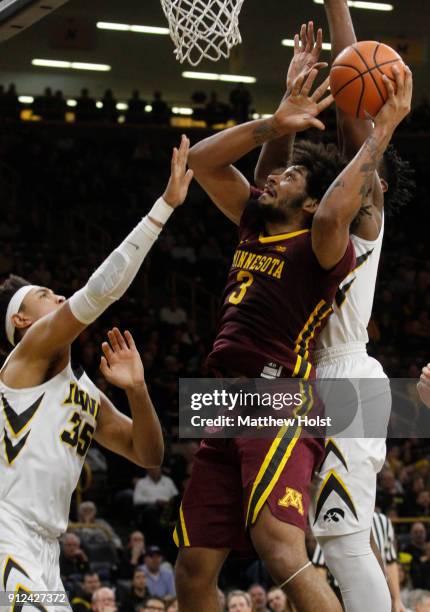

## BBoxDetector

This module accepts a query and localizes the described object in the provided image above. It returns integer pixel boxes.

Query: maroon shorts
[173,425,324,552]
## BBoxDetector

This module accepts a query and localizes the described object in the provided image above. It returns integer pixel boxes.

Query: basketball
[330,41,405,119]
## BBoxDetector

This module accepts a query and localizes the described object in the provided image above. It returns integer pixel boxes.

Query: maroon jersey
[206,193,355,379]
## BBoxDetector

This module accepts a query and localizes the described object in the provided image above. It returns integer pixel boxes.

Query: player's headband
[5,285,39,347]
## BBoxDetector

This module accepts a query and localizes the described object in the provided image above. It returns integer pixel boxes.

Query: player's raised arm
[188,63,331,225]
[94,328,164,468]
[3,136,193,385]
[323,0,373,158]
[254,21,326,187]
[312,66,412,270]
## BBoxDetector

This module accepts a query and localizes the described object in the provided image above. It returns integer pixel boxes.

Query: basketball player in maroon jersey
[172,63,402,611]
[254,16,412,612]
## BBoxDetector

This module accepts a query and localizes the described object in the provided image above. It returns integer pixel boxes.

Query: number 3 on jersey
[229,271,254,305]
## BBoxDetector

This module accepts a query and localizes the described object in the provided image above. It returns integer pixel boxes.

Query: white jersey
[316,215,384,350]
[0,358,100,538]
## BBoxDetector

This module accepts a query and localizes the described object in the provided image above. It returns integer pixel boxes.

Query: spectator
[248,584,270,611]
[218,587,227,611]
[118,568,150,612]
[227,590,252,612]
[126,90,147,124]
[229,83,252,124]
[71,573,101,612]
[140,546,175,598]
[190,90,207,121]
[150,91,170,125]
[408,589,430,612]
[60,533,89,586]
[160,297,187,327]
[267,587,289,611]
[118,531,146,579]
[377,467,405,512]
[76,89,97,122]
[4,83,20,120]
[52,90,67,121]
[92,587,117,612]
[165,597,178,612]
[205,91,230,127]
[33,87,54,120]
[101,89,118,123]
[72,501,122,549]
[133,468,178,507]
[140,597,165,611]
[404,523,428,588]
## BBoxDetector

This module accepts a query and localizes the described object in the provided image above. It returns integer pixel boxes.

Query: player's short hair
[0,275,31,354]
[290,140,347,202]
[380,145,415,215]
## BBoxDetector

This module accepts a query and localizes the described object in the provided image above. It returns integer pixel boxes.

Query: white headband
[5,285,39,347]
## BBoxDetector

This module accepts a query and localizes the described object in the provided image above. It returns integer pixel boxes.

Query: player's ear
[303,197,319,214]
[380,177,388,194]
[12,312,32,331]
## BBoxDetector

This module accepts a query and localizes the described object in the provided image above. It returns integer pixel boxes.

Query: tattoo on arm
[357,135,382,214]
[323,177,346,200]
[253,120,281,146]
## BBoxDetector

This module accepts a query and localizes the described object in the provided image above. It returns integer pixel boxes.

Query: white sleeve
[69,197,173,324]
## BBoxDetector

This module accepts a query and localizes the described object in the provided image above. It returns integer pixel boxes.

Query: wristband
[147,197,174,228]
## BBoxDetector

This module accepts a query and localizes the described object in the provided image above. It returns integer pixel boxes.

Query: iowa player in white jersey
[254,17,413,612]
[0,136,193,608]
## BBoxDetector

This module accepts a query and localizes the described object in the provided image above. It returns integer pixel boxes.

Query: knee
[255,540,308,580]
[175,552,216,593]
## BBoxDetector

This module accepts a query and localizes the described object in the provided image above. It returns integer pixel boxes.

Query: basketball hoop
[160,0,245,66]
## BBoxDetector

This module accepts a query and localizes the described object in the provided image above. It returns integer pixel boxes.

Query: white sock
[318,528,391,612]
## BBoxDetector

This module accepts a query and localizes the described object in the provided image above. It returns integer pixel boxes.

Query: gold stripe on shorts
[173,505,190,548]
[246,422,302,527]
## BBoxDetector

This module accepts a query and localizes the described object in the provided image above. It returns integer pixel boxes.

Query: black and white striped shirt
[313,512,397,572]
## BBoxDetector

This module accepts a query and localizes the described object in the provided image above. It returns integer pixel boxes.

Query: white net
[160,0,245,66]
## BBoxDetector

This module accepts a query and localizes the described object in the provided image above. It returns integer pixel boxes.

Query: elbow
[314,208,346,232]
[188,144,204,171]
[136,441,165,469]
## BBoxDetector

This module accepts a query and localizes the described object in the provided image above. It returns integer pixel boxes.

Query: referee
[312,511,406,612]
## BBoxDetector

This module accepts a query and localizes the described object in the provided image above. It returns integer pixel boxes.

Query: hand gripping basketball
[372,64,413,131]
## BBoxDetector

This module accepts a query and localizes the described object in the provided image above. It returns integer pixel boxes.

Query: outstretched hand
[100,328,145,391]
[274,67,333,134]
[286,21,327,92]
[163,134,194,208]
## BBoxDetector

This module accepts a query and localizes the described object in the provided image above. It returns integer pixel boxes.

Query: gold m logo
[278,487,304,515]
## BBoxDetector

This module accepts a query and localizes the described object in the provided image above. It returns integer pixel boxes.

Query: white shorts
[309,343,391,537]
[0,512,70,612]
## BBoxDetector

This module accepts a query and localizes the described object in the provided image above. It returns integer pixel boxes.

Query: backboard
[0,0,69,42]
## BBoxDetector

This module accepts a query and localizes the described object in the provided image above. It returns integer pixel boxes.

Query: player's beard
[256,193,308,224]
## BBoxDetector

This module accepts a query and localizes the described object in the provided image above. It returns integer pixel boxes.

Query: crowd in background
[0,83,253,127]
[1,81,430,131]
[0,114,430,611]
